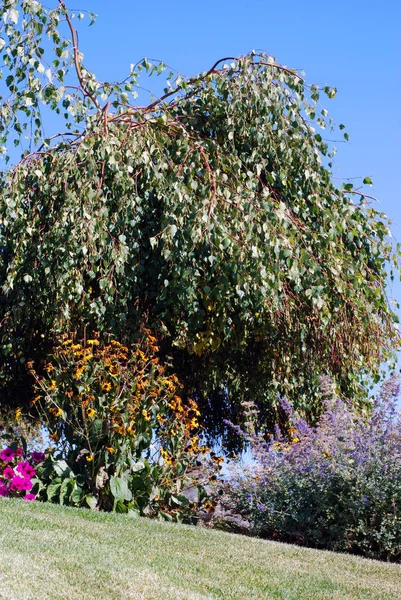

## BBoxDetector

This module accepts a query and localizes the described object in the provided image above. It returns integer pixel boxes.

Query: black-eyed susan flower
[142,409,151,422]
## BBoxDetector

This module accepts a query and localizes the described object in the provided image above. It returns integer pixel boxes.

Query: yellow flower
[127,426,135,435]
[15,408,22,420]
[73,366,86,379]
[102,382,112,392]
[30,395,42,405]
[86,454,94,462]
[86,408,96,418]
[105,446,115,454]
[50,406,63,417]
[48,380,57,390]
[71,344,82,351]
[83,353,94,362]
[142,409,151,422]
[87,339,100,346]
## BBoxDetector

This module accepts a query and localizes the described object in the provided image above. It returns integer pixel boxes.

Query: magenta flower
[10,475,30,492]
[15,447,24,457]
[20,477,33,491]
[0,483,8,497]
[16,462,36,479]
[2,466,14,479]
[31,451,45,464]
[0,447,15,462]
[24,493,36,502]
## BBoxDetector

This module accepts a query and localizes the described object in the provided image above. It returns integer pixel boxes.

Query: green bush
[29,329,219,521]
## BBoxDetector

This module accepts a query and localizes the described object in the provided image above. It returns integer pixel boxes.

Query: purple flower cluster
[225,375,401,561]
[0,444,44,502]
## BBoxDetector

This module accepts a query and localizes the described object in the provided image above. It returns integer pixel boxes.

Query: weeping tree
[1,1,400,438]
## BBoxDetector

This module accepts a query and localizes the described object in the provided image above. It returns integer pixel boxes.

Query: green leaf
[110,476,132,501]
[52,460,72,478]
[46,479,62,502]
[85,495,98,510]
[70,484,84,505]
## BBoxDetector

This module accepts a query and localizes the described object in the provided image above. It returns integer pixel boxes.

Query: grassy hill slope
[0,499,400,600]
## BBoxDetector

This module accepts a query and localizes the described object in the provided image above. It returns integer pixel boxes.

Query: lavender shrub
[222,375,401,561]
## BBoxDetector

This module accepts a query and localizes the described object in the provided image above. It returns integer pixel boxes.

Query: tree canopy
[1,1,400,439]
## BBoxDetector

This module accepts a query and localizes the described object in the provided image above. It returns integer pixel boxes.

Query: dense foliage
[219,376,401,561]
[0,1,400,437]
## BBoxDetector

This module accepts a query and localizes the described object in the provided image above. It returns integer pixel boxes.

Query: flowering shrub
[220,376,401,561]
[0,436,44,501]
[29,329,220,521]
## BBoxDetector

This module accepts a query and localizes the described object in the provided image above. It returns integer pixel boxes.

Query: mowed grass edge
[0,499,400,600]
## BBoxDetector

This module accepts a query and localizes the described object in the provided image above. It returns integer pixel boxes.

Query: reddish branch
[58,0,100,109]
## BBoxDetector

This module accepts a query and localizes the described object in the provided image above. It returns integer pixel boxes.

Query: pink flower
[10,475,32,492]
[24,493,36,502]
[0,447,15,462]
[2,466,14,479]
[31,451,45,464]
[20,477,33,491]
[15,448,24,457]
[16,462,36,479]
[10,476,24,491]
[0,483,8,497]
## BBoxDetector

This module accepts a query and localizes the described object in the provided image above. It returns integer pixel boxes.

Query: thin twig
[58,0,100,109]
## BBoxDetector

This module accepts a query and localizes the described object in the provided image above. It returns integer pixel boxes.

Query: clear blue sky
[77,0,401,361]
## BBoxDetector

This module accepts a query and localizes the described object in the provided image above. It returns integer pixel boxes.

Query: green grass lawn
[0,499,400,600]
